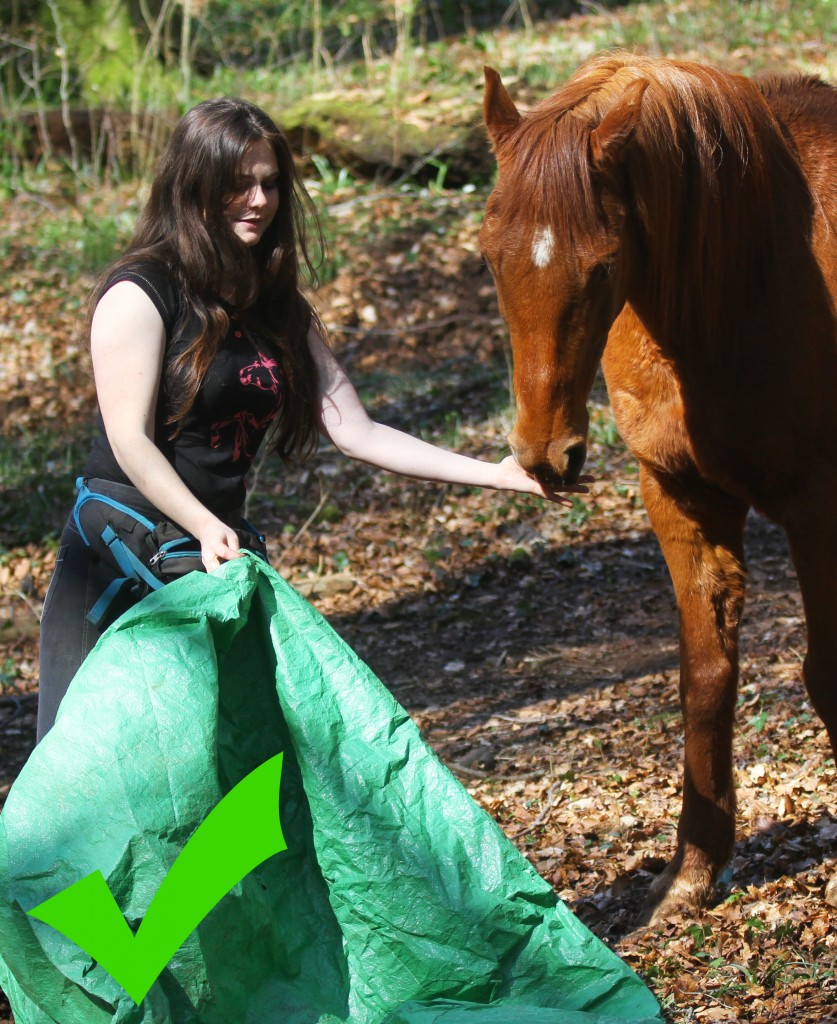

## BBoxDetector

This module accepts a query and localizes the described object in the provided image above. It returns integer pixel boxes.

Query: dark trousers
[37,479,167,742]
[36,516,142,741]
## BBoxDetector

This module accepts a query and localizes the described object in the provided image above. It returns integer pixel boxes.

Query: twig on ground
[276,489,332,571]
[511,779,564,839]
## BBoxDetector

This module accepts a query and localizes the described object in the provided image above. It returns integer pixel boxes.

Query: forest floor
[1,6,836,1021]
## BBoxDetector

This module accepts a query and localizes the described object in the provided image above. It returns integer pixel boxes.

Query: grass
[0,427,93,548]
[32,211,134,276]
[0,190,136,279]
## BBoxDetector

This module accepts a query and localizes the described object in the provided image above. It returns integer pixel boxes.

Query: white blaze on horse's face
[532,226,555,269]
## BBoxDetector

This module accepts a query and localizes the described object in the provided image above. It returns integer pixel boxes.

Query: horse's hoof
[640,863,716,924]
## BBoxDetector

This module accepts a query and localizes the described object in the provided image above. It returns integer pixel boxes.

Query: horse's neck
[620,136,812,361]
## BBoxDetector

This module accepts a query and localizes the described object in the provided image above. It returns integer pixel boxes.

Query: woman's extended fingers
[537,473,595,504]
[497,456,594,505]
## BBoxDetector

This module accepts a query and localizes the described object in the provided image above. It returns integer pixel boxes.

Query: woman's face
[224,139,280,246]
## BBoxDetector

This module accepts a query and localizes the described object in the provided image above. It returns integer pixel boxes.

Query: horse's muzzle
[514,440,588,489]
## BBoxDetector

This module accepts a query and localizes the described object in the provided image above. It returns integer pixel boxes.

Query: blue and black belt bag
[72,477,268,628]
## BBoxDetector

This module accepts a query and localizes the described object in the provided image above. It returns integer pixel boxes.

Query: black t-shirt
[84,260,285,519]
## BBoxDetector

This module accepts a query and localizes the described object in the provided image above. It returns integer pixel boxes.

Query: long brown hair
[91,97,324,461]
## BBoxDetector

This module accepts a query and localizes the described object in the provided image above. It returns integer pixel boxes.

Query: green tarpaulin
[0,556,662,1024]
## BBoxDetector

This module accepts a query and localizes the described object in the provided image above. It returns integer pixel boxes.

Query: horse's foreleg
[785,514,837,905]
[639,465,749,922]
[785,518,837,752]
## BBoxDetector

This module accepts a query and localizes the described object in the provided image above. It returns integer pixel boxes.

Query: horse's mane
[496,52,813,345]
[755,70,837,120]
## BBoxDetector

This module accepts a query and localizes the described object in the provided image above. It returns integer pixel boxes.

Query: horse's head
[480,63,646,488]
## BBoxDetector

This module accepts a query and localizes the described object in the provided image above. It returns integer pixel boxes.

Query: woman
[37,96,585,740]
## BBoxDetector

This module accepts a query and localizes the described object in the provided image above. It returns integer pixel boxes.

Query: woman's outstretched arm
[309,329,589,506]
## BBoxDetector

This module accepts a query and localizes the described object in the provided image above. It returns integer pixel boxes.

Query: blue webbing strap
[87,577,141,629]
[85,528,165,628]
[74,477,157,546]
[101,524,164,592]
[75,479,266,626]
[240,517,266,543]
[74,477,165,626]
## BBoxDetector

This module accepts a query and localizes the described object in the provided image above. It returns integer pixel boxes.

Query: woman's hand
[195,518,244,573]
[493,456,593,507]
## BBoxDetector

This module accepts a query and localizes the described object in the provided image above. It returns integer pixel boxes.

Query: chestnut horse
[480,52,837,920]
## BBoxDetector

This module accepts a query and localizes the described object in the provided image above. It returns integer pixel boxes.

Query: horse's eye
[588,262,613,288]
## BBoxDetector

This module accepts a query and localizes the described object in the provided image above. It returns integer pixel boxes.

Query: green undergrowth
[0,428,94,549]
[3,0,835,194]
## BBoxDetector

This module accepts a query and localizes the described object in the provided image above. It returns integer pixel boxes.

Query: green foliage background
[2,0,835,184]
[3,0,551,107]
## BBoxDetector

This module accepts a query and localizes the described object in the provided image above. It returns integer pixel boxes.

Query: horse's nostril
[564,443,587,485]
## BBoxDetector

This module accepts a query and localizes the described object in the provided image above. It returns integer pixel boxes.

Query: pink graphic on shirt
[210,351,284,462]
[210,411,266,462]
[240,352,281,394]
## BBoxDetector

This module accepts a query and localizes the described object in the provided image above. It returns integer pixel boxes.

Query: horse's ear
[589,78,649,170]
[483,66,521,148]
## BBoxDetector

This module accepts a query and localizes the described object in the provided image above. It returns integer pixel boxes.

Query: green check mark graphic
[27,752,287,1005]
